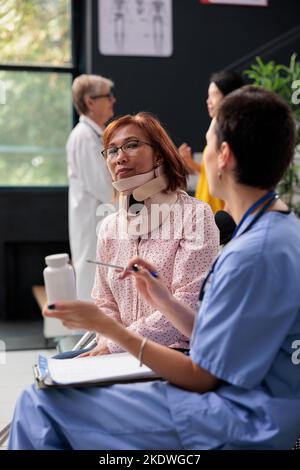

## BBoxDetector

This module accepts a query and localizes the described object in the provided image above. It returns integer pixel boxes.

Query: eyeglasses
[101,139,153,160]
[90,91,114,100]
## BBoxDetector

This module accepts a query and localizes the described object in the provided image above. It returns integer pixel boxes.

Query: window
[0,0,74,185]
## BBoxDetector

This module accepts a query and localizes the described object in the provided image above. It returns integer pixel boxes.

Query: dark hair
[103,112,188,192]
[210,70,245,96]
[215,85,296,189]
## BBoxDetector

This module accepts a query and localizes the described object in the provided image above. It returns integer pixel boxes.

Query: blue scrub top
[166,211,300,449]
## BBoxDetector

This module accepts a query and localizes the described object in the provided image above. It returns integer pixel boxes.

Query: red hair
[103,112,187,192]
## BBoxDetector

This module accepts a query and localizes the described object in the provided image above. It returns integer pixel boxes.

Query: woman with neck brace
[82,112,219,355]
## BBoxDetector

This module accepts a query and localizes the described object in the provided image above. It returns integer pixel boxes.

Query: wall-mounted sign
[200,0,268,6]
[99,0,173,57]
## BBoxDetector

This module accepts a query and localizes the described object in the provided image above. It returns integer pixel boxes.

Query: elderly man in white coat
[67,74,115,300]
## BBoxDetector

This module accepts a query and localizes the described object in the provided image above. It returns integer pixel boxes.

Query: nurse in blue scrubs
[9,86,300,450]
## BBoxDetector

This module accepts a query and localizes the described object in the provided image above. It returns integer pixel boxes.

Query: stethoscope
[198,190,279,303]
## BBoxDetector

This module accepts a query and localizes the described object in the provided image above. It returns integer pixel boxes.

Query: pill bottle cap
[45,253,69,268]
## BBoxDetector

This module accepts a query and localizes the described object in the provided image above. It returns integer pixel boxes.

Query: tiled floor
[0,349,55,449]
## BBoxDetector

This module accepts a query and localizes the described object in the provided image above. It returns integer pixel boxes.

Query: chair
[214,210,236,246]
[0,423,10,448]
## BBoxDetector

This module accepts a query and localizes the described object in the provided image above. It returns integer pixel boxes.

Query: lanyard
[82,119,103,141]
[231,190,276,239]
[198,191,278,302]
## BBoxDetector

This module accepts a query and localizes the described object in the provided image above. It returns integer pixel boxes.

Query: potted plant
[244,53,300,216]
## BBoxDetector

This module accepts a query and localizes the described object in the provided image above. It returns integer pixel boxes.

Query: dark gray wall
[0,189,69,320]
[92,0,300,149]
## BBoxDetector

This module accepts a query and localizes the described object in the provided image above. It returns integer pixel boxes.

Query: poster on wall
[200,0,268,6]
[98,0,173,57]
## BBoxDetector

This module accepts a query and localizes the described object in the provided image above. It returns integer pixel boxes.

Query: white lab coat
[66,115,113,300]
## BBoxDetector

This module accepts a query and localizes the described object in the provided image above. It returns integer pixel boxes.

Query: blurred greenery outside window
[0,0,73,186]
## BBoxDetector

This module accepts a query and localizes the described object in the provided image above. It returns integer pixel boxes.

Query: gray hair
[72,74,114,115]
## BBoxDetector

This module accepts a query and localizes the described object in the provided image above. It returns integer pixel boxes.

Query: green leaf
[244,54,300,216]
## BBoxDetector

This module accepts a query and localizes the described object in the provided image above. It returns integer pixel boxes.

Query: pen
[86,259,158,278]
[86,260,124,270]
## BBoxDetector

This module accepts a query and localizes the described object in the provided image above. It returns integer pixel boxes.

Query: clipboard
[33,353,161,390]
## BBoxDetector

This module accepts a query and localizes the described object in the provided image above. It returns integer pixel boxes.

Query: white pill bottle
[43,253,77,338]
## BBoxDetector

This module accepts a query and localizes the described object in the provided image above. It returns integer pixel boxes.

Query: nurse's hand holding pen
[118,256,172,313]
[120,257,195,338]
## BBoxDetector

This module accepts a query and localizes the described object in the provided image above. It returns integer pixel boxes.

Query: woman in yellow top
[180,70,244,213]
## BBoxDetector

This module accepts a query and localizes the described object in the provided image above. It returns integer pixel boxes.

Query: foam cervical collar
[112,165,168,202]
